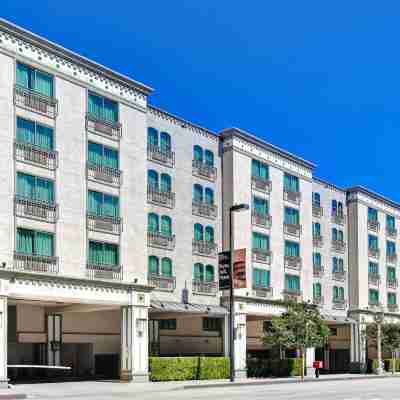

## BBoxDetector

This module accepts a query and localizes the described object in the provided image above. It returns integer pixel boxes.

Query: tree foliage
[366,324,400,354]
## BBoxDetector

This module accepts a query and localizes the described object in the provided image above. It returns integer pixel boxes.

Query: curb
[0,394,26,400]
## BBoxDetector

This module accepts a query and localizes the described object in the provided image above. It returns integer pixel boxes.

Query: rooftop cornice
[347,186,400,212]
[313,177,346,194]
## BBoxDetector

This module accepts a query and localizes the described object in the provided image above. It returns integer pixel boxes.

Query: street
[9,377,400,400]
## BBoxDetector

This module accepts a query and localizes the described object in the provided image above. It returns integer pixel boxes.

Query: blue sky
[2,2,399,199]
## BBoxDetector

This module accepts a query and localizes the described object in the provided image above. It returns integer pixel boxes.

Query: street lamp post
[229,203,249,382]
[372,304,384,375]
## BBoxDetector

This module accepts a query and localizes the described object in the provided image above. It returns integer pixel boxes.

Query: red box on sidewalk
[313,361,323,369]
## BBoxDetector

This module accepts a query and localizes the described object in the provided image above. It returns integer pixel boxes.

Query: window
[387,215,396,230]
[205,226,214,243]
[194,262,204,281]
[368,262,379,274]
[193,184,203,202]
[88,241,119,266]
[203,317,221,332]
[161,257,173,277]
[253,196,268,215]
[148,255,159,275]
[313,223,321,237]
[284,241,300,257]
[388,267,396,282]
[369,289,379,304]
[252,232,270,250]
[332,257,344,273]
[285,274,300,291]
[333,286,345,301]
[16,62,54,97]
[252,159,269,180]
[283,173,299,192]
[204,150,214,167]
[205,188,214,205]
[148,213,159,233]
[159,319,176,330]
[313,283,321,298]
[148,170,159,189]
[161,216,172,237]
[332,228,343,242]
[160,173,171,192]
[160,132,171,153]
[205,265,215,282]
[312,192,321,206]
[194,223,204,241]
[368,207,378,222]
[88,92,118,123]
[193,145,203,162]
[88,190,119,217]
[147,127,158,147]
[16,117,54,150]
[387,241,396,256]
[253,268,270,288]
[313,252,322,267]
[88,141,118,169]
[284,207,300,225]
[332,200,343,216]
[388,292,397,306]
[368,235,378,250]
[16,228,54,256]
[16,172,54,204]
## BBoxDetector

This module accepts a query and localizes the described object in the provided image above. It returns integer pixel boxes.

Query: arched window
[148,213,159,233]
[332,257,338,272]
[205,226,214,243]
[160,132,171,153]
[338,230,343,242]
[161,215,172,237]
[313,192,320,206]
[313,222,321,237]
[204,150,214,167]
[332,200,337,214]
[148,256,159,275]
[332,228,338,241]
[338,202,343,216]
[339,287,344,299]
[193,145,203,162]
[313,282,321,298]
[333,286,339,300]
[205,188,214,205]
[160,173,171,193]
[193,262,204,281]
[193,184,203,202]
[161,257,172,277]
[205,265,214,282]
[194,223,204,241]
[313,252,321,266]
[147,127,158,148]
[148,169,159,190]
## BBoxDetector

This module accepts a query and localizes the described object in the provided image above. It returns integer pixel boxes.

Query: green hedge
[247,358,301,378]
[149,357,230,382]
[383,358,400,372]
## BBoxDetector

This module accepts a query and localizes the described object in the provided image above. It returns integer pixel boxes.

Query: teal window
[147,127,158,148]
[253,196,268,215]
[252,159,269,179]
[368,262,378,274]
[159,319,176,330]
[284,207,299,225]
[332,257,344,273]
[161,257,173,277]
[194,223,204,241]
[148,256,159,275]
[313,252,321,267]
[285,274,300,291]
[205,188,214,205]
[193,145,203,162]
[205,265,215,282]
[205,150,214,167]
[388,267,396,281]
[252,232,269,250]
[368,207,378,222]
[387,215,396,231]
[332,200,343,216]
[88,92,118,123]
[88,141,119,169]
[253,268,270,288]
[193,184,203,202]
[148,213,159,233]
[205,226,214,243]
[160,173,171,193]
[194,263,204,280]
[333,286,344,301]
[16,228,54,256]
[368,235,378,250]
[388,292,397,306]
[88,241,119,267]
[283,173,299,192]
[160,132,171,153]
[284,240,300,257]
[148,170,159,189]
[369,289,379,304]
[387,241,396,256]
[16,62,54,97]
[16,117,54,150]
[88,190,119,218]
[332,228,344,242]
[16,172,54,204]
[313,283,321,298]
[313,222,321,237]
[312,192,321,206]
[161,216,172,237]
[203,317,220,332]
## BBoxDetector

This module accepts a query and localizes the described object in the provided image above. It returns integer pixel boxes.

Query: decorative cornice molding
[347,191,400,218]
[313,177,346,195]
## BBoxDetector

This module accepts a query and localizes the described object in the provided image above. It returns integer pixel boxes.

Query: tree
[262,301,330,380]
[366,323,400,374]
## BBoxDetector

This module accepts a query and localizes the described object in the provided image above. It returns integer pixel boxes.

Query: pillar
[306,348,315,376]
[350,323,360,364]
[120,305,149,382]
[233,307,247,379]
[223,314,229,357]
[47,314,62,366]
[0,296,7,388]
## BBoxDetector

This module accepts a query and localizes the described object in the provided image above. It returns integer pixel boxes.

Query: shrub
[198,357,230,380]
[149,357,198,381]
[371,359,381,374]
[246,358,300,378]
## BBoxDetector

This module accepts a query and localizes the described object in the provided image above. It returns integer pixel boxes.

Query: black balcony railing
[86,113,122,140]
[312,204,323,218]
[192,160,217,181]
[368,273,381,286]
[368,219,380,233]
[192,200,217,219]
[313,265,324,277]
[252,248,272,264]
[251,176,272,193]
[388,304,399,312]
[387,279,398,289]
[252,211,272,228]
[13,252,59,274]
[282,289,302,302]
[387,227,398,239]
[86,263,123,281]
[387,253,397,265]
[253,286,273,298]
[313,235,323,247]
[192,240,217,257]
[192,280,218,295]
[148,274,176,291]
[332,299,346,310]
[14,196,58,223]
[87,214,122,235]
[87,163,122,187]
[332,270,346,281]
[148,146,175,167]
[331,212,346,225]
[14,141,58,170]
[147,231,175,250]
[148,187,175,208]
[368,248,380,259]
[284,256,302,271]
[14,85,58,118]
[332,240,346,253]
[284,223,302,238]
[283,190,301,205]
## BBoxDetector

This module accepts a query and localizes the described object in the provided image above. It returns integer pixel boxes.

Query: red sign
[233,248,246,289]
[313,361,323,369]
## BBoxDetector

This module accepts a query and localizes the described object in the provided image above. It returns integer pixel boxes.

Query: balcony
[313,265,324,278]
[368,273,381,287]
[332,270,346,281]
[87,162,122,187]
[14,196,58,223]
[192,240,217,257]
[332,299,346,310]
[252,286,273,299]
[313,235,323,248]
[147,231,175,250]
[387,253,397,265]
[369,299,380,307]
[283,223,301,238]
[312,204,323,218]
[87,214,122,235]
[86,113,122,140]
[192,160,217,182]
[283,190,301,205]
[331,212,345,226]
[368,248,380,259]
[251,211,272,229]
[252,248,272,264]
[13,252,59,274]
[313,296,324,307]
[14,85,58,118]
[192,200,217,219]
[387,227,397,239]
[284,256,302,271]
[14,141,58,170]
[282,289,302,302]
[148,274,176,291]
[332,240,346,253]
[86,263,123,281]
[388,304,399,313]
[148,187,175,209]
[387,279,398,289]
[192,280,218,295]
[368,219,380,233]
[251,176,272,193]
[148,146,175,168]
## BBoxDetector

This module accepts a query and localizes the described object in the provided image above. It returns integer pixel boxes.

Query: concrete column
[0,296,7,388]
[233,310,247,379]
[359,321,367,367]
[306,347,315,376]
[120,305,149,382]
[223,314,229,357]
[350,323,360,364]
[47,314,62,366]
